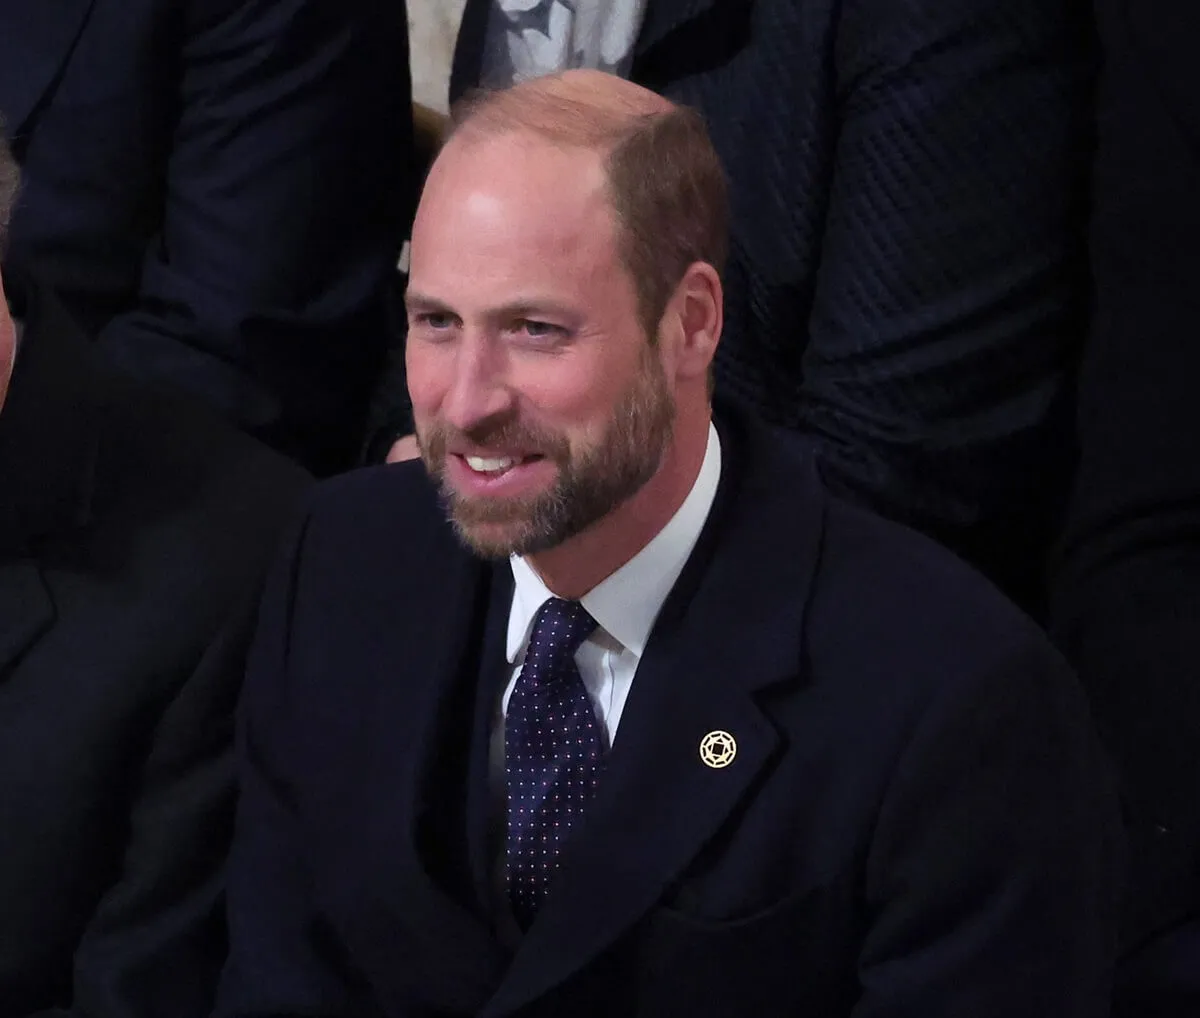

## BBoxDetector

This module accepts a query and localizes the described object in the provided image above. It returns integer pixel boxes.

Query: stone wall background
[408,0,469,113]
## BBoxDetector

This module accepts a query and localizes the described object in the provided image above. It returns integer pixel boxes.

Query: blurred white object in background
[408,0,469,113]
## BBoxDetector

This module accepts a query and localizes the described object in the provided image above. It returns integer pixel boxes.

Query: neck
[527,404,710,600]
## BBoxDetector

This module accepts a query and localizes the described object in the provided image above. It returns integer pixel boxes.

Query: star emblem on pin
[699,730,737,769]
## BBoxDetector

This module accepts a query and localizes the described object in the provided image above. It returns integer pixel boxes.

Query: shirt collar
[507,421,722,663]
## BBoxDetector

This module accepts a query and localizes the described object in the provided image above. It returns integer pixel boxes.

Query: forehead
[409,133,623,299]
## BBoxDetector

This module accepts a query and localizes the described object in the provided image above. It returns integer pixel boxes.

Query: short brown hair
[450,79,728,339]
[0,121,19,249]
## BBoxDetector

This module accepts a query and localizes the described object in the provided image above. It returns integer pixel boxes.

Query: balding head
[450,69,674,149]
[437,70,728,339]
[526,67,673,110]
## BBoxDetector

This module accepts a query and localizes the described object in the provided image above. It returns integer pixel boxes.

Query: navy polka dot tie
[505,598,603,929]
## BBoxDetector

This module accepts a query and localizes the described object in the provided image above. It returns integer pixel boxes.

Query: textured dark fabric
[0,273,309,1017]
[363,0,1101,608]
[0,0,415,476]
[1051,0,1200,978]
[216,409,1121,1018]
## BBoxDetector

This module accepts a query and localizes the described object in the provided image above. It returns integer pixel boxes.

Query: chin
[451,520,530,560]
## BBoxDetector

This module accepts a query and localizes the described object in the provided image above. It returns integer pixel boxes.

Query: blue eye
[517,319,563,339]
[418,312,455,329]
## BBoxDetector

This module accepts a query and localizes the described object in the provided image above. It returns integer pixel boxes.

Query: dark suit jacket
[364,0,1095,606]
[0,0,414,476]
[1051,0,1200,950]
[0,275,308,1017]
[217,414,1122,1017]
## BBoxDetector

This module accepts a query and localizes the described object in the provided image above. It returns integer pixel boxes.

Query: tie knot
[526,598,596,667]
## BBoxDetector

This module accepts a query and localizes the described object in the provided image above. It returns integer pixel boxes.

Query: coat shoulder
[272,458,473,616]
[299,459,460,566]
[86,376,311,620]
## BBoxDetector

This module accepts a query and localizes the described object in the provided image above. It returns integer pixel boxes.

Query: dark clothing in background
[1052,0,1200,1011]
[217,411,1121,1018]
[0,274,308,1017]
[0,0,414,476]
[369,0,1094,608]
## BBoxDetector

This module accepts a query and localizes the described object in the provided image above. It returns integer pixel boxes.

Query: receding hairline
[433,73,730,341]
[448,71,679,153]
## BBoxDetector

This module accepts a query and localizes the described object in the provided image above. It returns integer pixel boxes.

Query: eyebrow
[404,291,453,314]
[405,292,582,323]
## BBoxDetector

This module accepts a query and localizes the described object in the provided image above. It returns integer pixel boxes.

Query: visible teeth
[465,456,515,473]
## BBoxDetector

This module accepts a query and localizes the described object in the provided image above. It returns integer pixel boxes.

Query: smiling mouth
[460,453,545,477]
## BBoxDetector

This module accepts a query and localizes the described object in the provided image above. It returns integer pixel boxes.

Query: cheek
[405,342,449,418]
[512,355,624,436]
[521,376,648,461]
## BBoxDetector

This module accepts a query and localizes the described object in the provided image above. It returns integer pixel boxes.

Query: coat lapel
[349,529,511,1014]
[0,0,97,139]
[0,276,103,681]
[483,418,828,1017]
[465,566,517,916]
[0,561,53,677]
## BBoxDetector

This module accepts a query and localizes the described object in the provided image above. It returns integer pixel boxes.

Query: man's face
[405,132,676,559]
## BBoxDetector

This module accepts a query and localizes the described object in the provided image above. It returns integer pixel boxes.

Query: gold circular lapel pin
[700,730,737,769]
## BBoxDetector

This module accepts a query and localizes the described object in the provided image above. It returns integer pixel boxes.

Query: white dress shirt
[500,420,721,747]
[488,423,722,932]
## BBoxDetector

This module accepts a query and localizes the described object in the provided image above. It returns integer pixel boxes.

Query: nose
[441,333,515,434]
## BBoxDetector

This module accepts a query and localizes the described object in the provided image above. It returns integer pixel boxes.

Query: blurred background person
[1052,0,1200,1014]
[375,0,1093,614]
[0,0,415,476]
[409,0,468,114]
[0,130,307,1018]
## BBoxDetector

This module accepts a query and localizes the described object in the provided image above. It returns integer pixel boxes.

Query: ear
[660,261,722,385]
[0,271,14,414]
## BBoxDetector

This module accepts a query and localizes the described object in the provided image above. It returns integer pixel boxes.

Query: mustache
[420,418,572,466]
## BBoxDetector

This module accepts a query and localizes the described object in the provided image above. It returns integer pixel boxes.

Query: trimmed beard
[420,346,675,559]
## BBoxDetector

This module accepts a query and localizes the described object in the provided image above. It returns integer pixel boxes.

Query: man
[0,136,308,1014]
[1052,0,1200,1013]
[0,0,414,475]
[218,72,1121,1017]
[373,0,1092,610]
